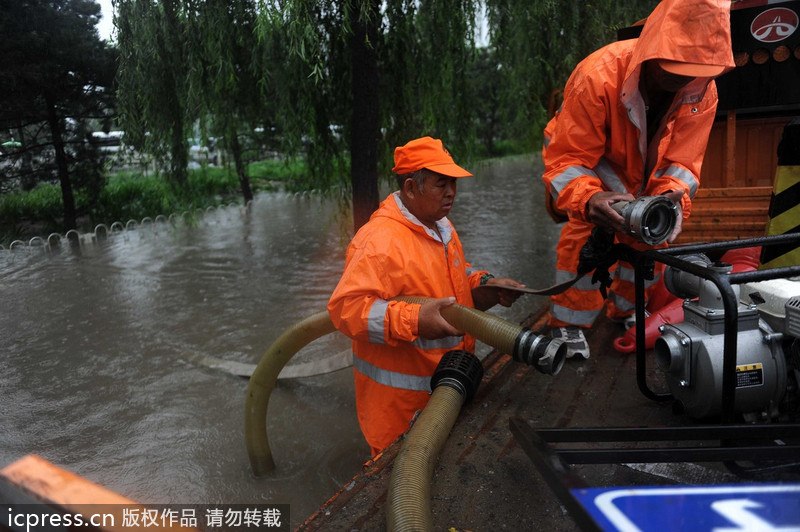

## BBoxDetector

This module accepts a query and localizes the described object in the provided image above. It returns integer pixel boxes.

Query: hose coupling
[430,350,484,404]
[611,195,677,246]
[514,329,566,375]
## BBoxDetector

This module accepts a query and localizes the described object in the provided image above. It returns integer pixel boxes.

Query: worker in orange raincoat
[541,0,734,359]
[328,137,525,456]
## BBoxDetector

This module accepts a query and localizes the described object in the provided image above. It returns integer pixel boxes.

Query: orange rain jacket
[543,0,735,222]
[328,192,487,455]
[541,0,734,326]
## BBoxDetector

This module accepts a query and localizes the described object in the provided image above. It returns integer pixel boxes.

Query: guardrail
[1,200,255,257]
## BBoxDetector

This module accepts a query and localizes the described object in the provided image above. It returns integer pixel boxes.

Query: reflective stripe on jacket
[327,192,485,454]
[542,0,735,222]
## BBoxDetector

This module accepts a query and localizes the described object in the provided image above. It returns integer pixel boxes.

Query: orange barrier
[1,455,199,531]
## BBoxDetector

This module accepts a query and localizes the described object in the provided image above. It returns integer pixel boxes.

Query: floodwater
[0,155,561,528]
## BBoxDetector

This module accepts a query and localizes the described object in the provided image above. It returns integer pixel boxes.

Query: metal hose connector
[245,311,336,476]
[387,350,482,531]
[611,195,678,246]
[395,296,566,375]
[513,327,567,375]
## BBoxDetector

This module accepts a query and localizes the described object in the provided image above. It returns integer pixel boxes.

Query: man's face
[646,61,695,93]
[404,171,458,229]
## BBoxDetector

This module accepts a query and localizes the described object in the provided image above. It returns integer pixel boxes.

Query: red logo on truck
[751,7,798,42]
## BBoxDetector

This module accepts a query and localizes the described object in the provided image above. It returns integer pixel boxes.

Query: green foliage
[116,0,190,185]
[0,184,70,223]
[184,0,263,202]
[255,1,480,181]
[485,0,658,144]
[92,167,241,222]
[379,0,480,152]
[93,173,175,222]
[473,138,529,159]
[189,167,238,196]
[255,1,352,192]
[470,47,506,157]
[247,159,310,186]
[0,183,93,242]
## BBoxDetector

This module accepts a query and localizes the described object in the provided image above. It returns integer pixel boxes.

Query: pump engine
[654,254,800,421]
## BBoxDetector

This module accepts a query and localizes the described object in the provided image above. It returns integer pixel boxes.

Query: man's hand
[472,277,526,310]
[417,297,463,339]
[586,191,636,233]
[663,189,684,243]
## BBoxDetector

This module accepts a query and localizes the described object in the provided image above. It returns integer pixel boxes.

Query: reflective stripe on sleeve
[367,299,462,350]
[595,158,627,193]
[367,299,389,345]
[654,165,698,198]
[550,166,599,199]
[353,355,431,392]
[412,335,463,350]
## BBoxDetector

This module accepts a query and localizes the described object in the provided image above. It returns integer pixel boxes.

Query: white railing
[1,200,254,257]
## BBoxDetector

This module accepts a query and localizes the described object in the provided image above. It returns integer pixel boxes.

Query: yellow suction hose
[245,299,566,476]
[386,385,464,531]
[245,311,336,476]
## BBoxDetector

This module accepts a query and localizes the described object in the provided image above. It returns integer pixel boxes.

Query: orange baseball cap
[392,137,473,178]
[657,59,726,78]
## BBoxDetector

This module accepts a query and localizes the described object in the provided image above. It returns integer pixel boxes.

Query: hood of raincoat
[628,0,735,81]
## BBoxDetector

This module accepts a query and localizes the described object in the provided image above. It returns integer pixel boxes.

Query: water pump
[654,254,800,421]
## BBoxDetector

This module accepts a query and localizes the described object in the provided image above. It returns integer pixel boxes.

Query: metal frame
[513,420,800,465]
[510,417,800,531]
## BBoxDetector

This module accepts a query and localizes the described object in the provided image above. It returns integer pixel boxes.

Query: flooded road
[0,155,561,527]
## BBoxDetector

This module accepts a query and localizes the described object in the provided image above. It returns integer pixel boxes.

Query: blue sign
[572,484,800,531]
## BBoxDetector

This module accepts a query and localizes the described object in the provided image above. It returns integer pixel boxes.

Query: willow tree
[257,0,481,232]
[485,0,657,144]
[184,0,262,203]
[115,0,192,186]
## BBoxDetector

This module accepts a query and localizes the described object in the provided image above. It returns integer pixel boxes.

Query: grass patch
[247,159,309,190]
[0,183,68,222]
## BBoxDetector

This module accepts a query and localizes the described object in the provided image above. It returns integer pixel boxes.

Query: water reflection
[0,155,559,527]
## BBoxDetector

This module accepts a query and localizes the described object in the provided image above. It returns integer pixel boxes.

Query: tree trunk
[349,0,381,232]
[16,125,36,191]
[229,128,254,204]
[162,0,188,187]
[45,94,77,231]
[169,118,188,186]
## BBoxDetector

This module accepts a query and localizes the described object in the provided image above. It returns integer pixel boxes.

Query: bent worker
[328,136,526,456]
[541,0,734,359]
